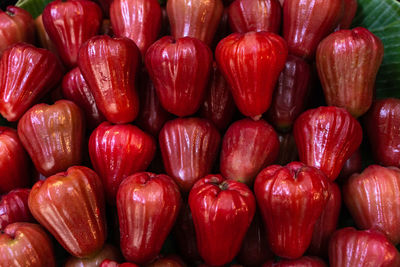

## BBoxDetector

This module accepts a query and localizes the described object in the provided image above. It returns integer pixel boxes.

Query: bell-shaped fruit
[110,0,161,56]
[343,165,400,245]
[0,6,35,56]
[283,0,344,59]
[228,0,281,34]
[42,0,102,68]
[78,35,140,124]
[316,27,383,117]
[159,118,221,192]
[365,98,400,167]
[254,162,329,259]
[329,228,400,267]
[189,174,256,266]
[28,166,106,258]
[65,244,122,267]
[62,67,105,130]
[0,127,31,193]
[0,189,33,230]
[17,100,85,177]
[263,257,327,267]
[145,36,213,117]
[0,43,63,122]
[89,122,156,204]
[336,0,357,30]
[167,0,224,46]
[0,223,55,267]
[267,55,311,132]
[117,172,182,264]
[293,106,363,181]
[220,118,279,186]
[216,31,288,119]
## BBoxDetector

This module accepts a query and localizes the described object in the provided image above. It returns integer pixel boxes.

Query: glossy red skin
[78,35,140,124]
[0,189,33,231]
[62,67,105,130]
[43,0,102,68]
[17,100,85,177]
[0,127,31,193]
[173,202,201,263]
[293,106,363,181]
[254,162,329,259]
[159,118,221,192]
[309,182,341,257]
[0,223,55,267]
[237,212,274,267]
[110,0,161,56]
[117,172,182,264]
[136,70,173,137]
[167,0,224,46]
[34,15,57,54]
[336,0,357,30]
[0,43,63,122]
[337,149,362,181]
[28,166,106,258]
[189,175,256,266]
[263,257,327,267]
[101,260,139,267]
[228,0,281,34]
[317,27,383,118]
[147,255,187,267]
[329,228,400,267]
[65,244,122,267]
[145,36,213,117]
[220,118,279,185]
[89,122,156,204]
[283,0,344,59]
[216,31,288,118]
[0,6,35,56]
[200,62,236,131]
[267,55,311,132]
[343,165,400,245]
[365,98,400,167]
[277,132,298,165]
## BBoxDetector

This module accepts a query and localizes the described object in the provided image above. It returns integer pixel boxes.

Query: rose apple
[101,260,139,267]
[146,255,187,267]
[65,244,122,267]
[336,0,357,30]
[263,257,327,267]
[0,188,33,230]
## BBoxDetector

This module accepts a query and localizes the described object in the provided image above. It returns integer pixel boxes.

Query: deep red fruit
[64,244,122,267]
[0,189,33,230]
[263,257,327,267]
[336,0,357,30]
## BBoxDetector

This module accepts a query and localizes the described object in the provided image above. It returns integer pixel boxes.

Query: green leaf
[15,0,53,19]
[353,0,400,98]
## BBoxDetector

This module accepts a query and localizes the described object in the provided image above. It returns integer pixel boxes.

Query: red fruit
[283,0,344,59]
[263,257,327,267]
[309,182,341,257]
[34,15,57,54]
[200,62,236,131]
[0,6,35,56]
[316,27,383,117]
[89,122,156,204]
[276,132,298,165]
[293,106,363,181]
[267,55,311,132]
[136,70,173,136]
[365,98,400,167]
[329,228,400,267]
[336,0,357,30]
[343,165,400,245]
[145,36,213,117]
[0,127,31,193]
[146,255,187,267]
[220,118,279,185]
[62,67,105,130]
[254,162,329,259]
[189,175,256,266]
[167,0,224,46]
[0,189,33,231]
[110,0,161,56]
[0,223,55,267]
[18,100,85,177]
[159,118,221,192]
[28,166,106,258]
[101,260,139,267]
[65,244,122,267]
[117,172,182,264]
[228,0,281,34]
[43,0,102,68]
[216,31,288,119]
[237,212,274,267]
[78,35,140,124]
[338,149,362,181]
[0,43,63,122]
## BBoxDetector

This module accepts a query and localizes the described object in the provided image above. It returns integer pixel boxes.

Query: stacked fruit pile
[0,0,399,266]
